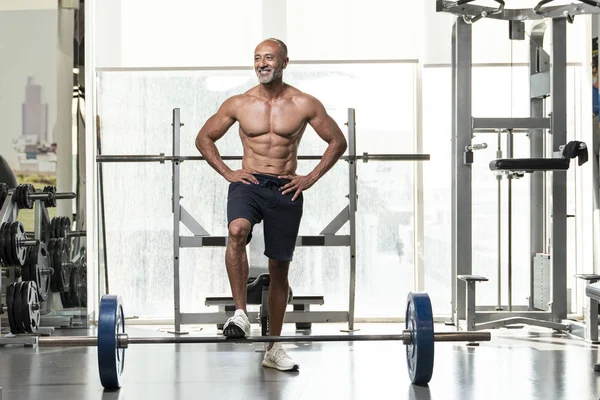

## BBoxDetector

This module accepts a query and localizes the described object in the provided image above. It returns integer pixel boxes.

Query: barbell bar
[32,292,490,390]
[65,231,87,238]
[96,153,431,163]
[28,192,77,201]
[37,331,490,347]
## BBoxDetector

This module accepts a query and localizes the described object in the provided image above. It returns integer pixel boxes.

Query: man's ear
[283,57,289,69]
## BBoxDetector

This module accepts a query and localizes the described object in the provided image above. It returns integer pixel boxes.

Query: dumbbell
[14,184,76,209]
[0,221,40,267]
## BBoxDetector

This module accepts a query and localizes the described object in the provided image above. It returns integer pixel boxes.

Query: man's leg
[260,185,301,371]
[261,257,298,371]
[266,258,290,350]
[222,217,252,337]
[226,218,252,312]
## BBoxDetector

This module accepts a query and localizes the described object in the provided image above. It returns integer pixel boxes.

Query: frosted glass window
[99,163,174,315]
[423,65,581,314]
[97,62,416,318]
[284,63,415,153]
[97,70,257,317]
[354,162,415,317]
[286,0,421,60]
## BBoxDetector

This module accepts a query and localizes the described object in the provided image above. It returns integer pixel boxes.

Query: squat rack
[96,107,430,333]
[437,0,600,337]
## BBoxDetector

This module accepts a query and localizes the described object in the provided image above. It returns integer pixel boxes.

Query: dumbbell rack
[0,185,87,345]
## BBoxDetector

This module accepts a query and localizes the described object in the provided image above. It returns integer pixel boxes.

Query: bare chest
[238,101,307,138]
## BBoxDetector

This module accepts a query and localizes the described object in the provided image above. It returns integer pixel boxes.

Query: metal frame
[95,107,430,333]
[172,108,372,333]
[437,0,600,21]
[442,5,600,339]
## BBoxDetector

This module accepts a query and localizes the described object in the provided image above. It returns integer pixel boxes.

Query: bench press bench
[204,273,324,336]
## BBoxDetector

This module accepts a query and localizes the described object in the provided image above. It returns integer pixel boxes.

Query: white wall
[95,0,263,68]
[286,0,422,60]
[94,0,122,68]
[94,1,590,68]
[0,0,55,11]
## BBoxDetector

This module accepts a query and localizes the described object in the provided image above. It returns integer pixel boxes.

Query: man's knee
[228,218,251,243]
[268,260,290,282]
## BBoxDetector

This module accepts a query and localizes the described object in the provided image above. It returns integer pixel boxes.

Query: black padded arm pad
[457,275,489,282]
[586,282,600,302]
[575,274,600,281]
[489,158,570,172]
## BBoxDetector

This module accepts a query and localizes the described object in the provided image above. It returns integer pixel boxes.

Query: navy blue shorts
[227,174,303,262]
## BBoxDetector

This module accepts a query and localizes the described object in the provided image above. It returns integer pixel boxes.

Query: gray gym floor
[1,322,599,400]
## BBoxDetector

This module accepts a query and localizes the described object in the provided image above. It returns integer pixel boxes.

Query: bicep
[198,98,238,141]
[307,99,345,144]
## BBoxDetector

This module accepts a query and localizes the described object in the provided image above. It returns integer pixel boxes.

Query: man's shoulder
[227,92,253,102]
[286,85,321,107]
[223,93,254,109]
[241,85,259,97]
[289,90,324,119]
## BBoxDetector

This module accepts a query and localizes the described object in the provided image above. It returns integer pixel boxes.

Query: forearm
[195,135,232,178]
[308,138,347,180]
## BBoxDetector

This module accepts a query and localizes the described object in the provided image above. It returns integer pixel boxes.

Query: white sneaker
[262,343,299,371]
[222,309,250,338]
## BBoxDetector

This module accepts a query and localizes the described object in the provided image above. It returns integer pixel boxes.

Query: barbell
[12,184,76,209]
[35,291,490,390]
[96,153,430,163]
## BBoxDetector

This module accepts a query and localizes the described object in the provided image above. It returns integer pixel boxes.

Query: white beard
[257,67,283,84]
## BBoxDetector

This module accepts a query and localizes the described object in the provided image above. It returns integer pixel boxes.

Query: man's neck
[258,80,286,101]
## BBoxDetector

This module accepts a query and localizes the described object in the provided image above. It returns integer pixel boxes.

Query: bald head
[256,38,288,59]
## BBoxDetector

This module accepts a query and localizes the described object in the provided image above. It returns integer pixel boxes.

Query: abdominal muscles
[240,129,303,176]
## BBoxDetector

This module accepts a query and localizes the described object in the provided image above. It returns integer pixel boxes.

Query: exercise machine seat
[489,140,587,172]
[245,273,293,305]
[586,282,600,302]
[0,155,17,188]
[489,158,570,172]
[246,273,271,304]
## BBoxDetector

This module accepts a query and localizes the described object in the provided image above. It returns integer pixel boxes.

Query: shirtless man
[195,38,347,371]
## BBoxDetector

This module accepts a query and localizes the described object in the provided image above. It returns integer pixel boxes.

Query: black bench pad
[458,275,489,282]
[489,158,569,172]
[586,282,600,302]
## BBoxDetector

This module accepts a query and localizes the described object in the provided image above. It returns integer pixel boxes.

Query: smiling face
[254,39,289,85]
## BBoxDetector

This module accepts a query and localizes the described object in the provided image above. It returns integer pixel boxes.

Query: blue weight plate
[405,292,434,385]
[98,294,126,390]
